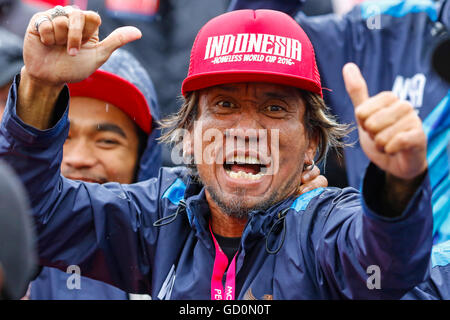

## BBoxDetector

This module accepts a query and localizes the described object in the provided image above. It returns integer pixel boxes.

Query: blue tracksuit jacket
[0,77,434,299]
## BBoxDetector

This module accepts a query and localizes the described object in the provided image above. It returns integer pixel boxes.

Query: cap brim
[68,70,152,134]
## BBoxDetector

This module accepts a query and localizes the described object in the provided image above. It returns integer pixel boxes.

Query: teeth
[224,154,266,180]
[246,156,260,164]
[225,168,265,180]
[227,155,261,165]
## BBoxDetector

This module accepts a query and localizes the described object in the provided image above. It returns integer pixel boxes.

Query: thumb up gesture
[23,6,142,86]
[343,63,427,180]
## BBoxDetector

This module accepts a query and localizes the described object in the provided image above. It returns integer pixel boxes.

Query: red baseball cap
[182,9,322,97]
[68,70,152,134]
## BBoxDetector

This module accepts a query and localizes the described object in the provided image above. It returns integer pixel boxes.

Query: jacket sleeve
[310,163,433,299]
[0,76,162,294]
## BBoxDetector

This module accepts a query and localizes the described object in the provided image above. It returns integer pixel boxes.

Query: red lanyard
[209,224,238,300]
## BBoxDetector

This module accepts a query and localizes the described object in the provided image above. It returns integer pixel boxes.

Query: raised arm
[309,63,431,299]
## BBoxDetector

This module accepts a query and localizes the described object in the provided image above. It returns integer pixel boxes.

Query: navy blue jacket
[0,77,434,299]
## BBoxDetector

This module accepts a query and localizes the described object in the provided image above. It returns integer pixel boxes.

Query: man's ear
[305,130,319,165]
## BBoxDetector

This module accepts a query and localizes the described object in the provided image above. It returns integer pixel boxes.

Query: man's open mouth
[223,155,268,180]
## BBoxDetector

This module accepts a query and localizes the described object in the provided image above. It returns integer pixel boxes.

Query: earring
[303,160,315,171]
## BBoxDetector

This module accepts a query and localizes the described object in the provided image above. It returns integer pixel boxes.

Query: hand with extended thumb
[23,6,142,86]
[342,63,427,180]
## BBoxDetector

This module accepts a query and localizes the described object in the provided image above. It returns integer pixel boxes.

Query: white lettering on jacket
[392,73,426,111]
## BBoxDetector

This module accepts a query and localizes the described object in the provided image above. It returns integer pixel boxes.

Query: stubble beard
[201,162,304,220]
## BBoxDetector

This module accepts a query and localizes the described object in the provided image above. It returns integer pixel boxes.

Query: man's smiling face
[61,97,140,184]
[193,82,318,218]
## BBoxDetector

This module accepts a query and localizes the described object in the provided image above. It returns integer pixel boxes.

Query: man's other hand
[343,63,427,181]
[296,165,328,195]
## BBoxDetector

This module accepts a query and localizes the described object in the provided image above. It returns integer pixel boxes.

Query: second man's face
[62,97,140,184]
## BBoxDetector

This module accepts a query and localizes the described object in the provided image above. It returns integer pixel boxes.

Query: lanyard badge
[209,224,238,300]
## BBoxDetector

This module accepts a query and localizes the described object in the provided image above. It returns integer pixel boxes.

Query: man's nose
[227,110,266,142]
[235,107,265,130]
[62,139,98,169]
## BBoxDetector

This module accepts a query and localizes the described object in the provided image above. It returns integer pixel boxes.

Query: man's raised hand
[23,6,142,86]
[17,7,141,130]
[342,63,427,181]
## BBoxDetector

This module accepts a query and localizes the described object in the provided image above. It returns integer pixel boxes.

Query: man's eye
[265,105,285,112]
[216,100,236,108]
[97,139,119,146]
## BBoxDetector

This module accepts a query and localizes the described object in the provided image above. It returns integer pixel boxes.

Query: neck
[205,190,247,238]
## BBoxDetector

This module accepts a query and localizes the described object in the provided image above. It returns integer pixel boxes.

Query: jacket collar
[182,175,296,243]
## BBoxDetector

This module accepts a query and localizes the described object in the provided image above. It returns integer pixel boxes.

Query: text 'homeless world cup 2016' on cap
[181,9,322,97]
[68,70,152,134]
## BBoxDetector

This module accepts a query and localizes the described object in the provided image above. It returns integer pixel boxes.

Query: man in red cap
[0,6,432,299]
[63,53,153,185]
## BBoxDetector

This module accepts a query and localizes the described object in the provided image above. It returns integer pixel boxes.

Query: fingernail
[69,48,78,56]
[345,62,358,74]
